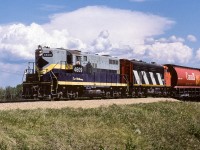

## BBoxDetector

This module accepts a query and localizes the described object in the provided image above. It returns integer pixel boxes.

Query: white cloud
[44,6,174,45]
[90,30,112,53]
[133,36,192,64]
[0,6,195,87]
[143,42,193,64]
[0,6,174,60]
[89,32,192,64]
[168,35,185,43]
[144,36,184,44]
[187,34,197,42]
[195,48,200,60]
[0,23,86,60]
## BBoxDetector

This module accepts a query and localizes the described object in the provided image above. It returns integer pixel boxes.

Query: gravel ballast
[0,98,178,110]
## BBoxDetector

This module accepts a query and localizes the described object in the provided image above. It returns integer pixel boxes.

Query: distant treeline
[0,84,22,101]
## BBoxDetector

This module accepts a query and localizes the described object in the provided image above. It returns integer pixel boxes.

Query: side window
[83,56,87,61]
[112,60,115,64]
[76,56,81,61]
[67,53,72,64]
[76,56,81,65]
[109,59,118,65]
[92,63,97,68]
[109,59,112,64]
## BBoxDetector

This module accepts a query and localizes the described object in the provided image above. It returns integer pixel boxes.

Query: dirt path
[0,98,179,111]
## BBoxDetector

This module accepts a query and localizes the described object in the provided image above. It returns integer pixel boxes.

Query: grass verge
[0,101,200,149]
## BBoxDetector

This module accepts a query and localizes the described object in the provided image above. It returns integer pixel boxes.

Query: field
[0,101,199,149]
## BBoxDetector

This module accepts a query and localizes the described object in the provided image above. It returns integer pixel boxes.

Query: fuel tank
[165,64,200,87]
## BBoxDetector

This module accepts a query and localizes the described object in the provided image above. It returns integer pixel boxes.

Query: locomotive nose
[36,57,49,69]
[35,47,49,74]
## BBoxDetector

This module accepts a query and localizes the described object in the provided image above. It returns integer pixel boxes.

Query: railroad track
[0,97,102,103]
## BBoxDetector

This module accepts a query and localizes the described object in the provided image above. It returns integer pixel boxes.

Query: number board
[43,51,53,57]
[73,65,83,73]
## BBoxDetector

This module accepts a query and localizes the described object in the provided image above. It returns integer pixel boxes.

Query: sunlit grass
[0,101,199,149]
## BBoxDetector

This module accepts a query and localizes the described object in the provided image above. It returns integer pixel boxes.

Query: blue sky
[0,0,200,87]
[1,0,200,39]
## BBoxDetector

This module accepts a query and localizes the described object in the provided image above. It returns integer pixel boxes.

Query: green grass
[0,101,200,149]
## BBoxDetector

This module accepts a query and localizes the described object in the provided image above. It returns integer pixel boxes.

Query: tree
[0,84,22,101]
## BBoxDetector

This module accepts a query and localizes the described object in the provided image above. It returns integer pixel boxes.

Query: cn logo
[186,72,195,81]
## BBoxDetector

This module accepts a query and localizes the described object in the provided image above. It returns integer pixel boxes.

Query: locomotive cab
[35,46,73,76]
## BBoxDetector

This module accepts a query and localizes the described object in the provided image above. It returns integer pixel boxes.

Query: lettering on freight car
[186,72,195,80]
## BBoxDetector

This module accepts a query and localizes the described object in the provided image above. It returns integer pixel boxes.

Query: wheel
[74,92,79,99]
[131,91,136,98]
[105,91,111,99]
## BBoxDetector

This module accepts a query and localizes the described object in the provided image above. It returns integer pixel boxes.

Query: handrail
[123,74,129,93]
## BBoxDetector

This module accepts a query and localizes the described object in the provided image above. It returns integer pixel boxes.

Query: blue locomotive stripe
[57,71,121,83]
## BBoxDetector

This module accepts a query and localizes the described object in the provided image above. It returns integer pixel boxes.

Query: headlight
[38,50,43,56]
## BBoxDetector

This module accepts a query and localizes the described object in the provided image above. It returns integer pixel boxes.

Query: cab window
[67,52,72,64]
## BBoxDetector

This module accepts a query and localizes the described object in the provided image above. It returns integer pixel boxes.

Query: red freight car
[165,64,200,87]
[165,64,200,98]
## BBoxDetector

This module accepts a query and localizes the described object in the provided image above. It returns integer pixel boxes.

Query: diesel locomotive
[22,45,200,100]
